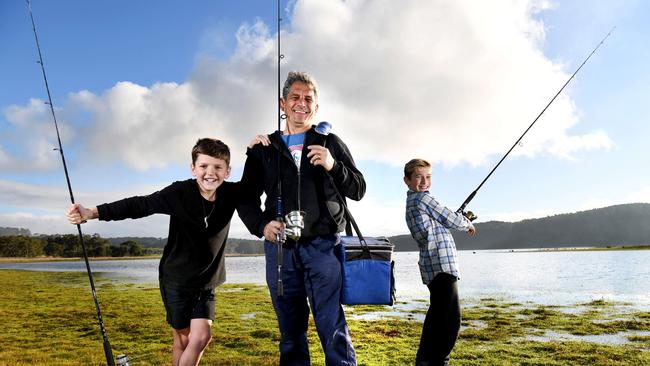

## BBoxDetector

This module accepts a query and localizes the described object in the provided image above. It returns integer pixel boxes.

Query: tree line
[0,233,263,258]
[107,237,264,255]
[0,234,155,258]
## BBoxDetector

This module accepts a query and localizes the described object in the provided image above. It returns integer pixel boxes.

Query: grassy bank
[0,270,648,365]
[0,255,162,264]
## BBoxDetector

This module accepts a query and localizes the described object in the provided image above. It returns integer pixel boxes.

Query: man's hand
[263,220,286,242]
[467,224,476,236]
[67,203,98,225]
[248,134,271,148]
[306,145,335,171]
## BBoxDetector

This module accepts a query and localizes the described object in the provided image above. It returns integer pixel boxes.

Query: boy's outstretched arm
[67,203,98,225]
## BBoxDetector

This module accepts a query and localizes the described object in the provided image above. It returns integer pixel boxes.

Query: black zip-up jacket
[238,126,365,238]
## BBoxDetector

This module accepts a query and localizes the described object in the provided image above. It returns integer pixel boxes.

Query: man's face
[191,154,230,196]
[404,166,432,192]
[281,81,318,133]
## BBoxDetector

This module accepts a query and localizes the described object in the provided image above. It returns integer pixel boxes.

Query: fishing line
[25,1,118,365]
[457,27,616,218]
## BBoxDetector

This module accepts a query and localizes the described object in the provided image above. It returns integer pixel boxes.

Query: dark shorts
[160,284,216,330]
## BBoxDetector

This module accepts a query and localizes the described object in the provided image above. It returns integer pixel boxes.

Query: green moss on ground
[0,270,648,365]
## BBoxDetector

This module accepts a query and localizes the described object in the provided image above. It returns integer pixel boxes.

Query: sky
[1,0,649,240]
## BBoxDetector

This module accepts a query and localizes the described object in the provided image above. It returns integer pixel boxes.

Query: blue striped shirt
[405,190,472,284]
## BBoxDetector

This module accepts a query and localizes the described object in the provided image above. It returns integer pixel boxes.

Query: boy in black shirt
[67,138,237,366]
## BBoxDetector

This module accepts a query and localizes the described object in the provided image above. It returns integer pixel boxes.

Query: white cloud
[0,179,163,213]
[1,0,612,173]
[627,185,650,204]
[1,98,75,172]
[548,130,614,160]
[1,0,621,238]
[0,179,70,211]
[282,0,610,166]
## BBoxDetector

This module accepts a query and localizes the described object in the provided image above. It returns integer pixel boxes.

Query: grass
[0,270,648,365]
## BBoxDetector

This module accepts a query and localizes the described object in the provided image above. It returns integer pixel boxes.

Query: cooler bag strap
[320,134,370,257]
[345,218,353,237]
[324,172,371,258]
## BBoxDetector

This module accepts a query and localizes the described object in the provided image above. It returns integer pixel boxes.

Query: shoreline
[2,244,649,263]
[484,245,650,253]
[0,253,265,264]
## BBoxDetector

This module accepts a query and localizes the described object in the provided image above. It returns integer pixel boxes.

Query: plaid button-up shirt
[405,190,472,284]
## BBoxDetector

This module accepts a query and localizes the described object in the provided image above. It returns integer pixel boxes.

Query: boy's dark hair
[191,138,230,165]
[282,71,319,101]
[404,158,431,179]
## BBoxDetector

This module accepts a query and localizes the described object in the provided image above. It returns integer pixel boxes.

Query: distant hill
[389,203,650,251]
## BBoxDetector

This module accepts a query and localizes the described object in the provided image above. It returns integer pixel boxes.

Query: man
[403,158,476,366]
[239,71,365,365]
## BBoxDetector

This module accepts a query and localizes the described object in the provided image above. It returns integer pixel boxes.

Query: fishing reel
[463,211,477,222]
[284,210,305,241]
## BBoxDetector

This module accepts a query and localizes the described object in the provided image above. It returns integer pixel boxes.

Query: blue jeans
[264,235,356,366]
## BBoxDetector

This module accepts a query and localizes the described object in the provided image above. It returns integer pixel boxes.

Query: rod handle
[457,190,477,213]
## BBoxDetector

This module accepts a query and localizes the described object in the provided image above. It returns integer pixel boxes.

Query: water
[1,250,649,310]
[458,250,650,309]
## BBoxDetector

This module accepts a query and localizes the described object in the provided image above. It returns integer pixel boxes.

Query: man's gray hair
[282,71,319,101]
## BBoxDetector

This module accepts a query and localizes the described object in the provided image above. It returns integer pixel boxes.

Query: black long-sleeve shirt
[97,179,237,289]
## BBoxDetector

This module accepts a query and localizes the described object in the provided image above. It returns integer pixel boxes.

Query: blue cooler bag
[317,125,396,305]
[337,236,395,306]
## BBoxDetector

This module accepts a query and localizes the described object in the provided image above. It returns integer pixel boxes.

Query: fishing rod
[457,27,615,220]
[275,0,286,297]
[25,1,118,365]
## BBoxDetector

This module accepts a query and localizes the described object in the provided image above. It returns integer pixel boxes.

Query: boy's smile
[404,166,432,193]
[191,153,230,200]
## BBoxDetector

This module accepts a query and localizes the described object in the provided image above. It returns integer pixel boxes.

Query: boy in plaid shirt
[404,158,476,366]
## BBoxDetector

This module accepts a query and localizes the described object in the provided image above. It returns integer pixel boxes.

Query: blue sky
[1,0,648,239]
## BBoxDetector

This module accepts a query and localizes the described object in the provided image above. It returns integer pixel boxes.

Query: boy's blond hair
[404,158,431,179]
